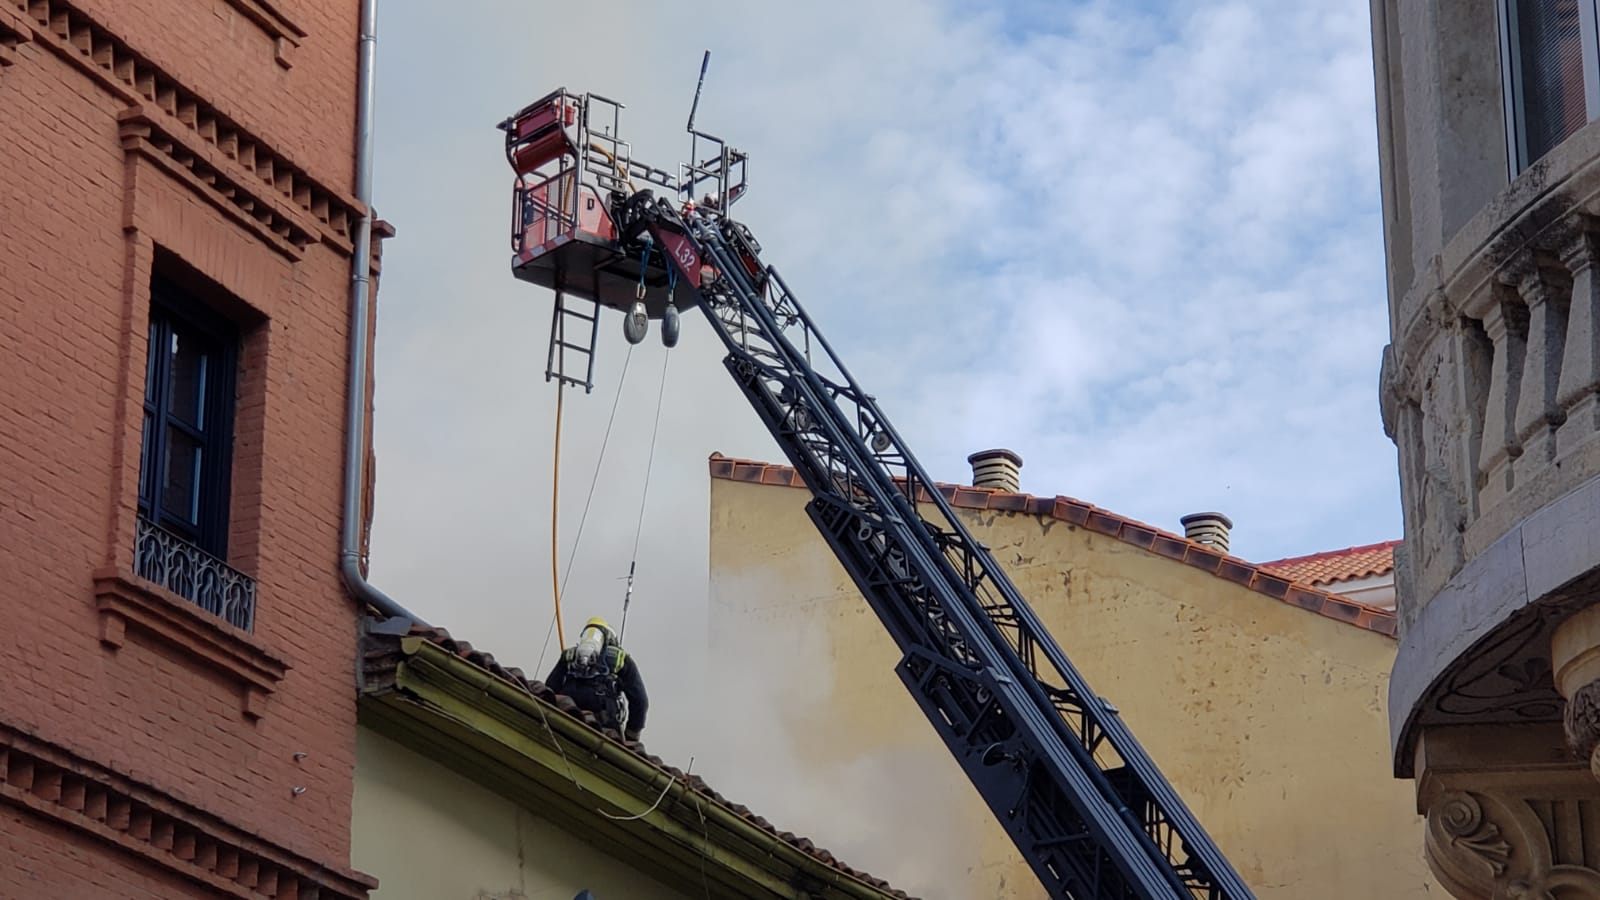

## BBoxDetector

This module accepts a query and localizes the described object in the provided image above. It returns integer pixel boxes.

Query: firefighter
[545,617,649,742]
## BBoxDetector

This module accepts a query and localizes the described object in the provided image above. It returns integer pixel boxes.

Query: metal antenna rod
[686,50,710,133]
[618,561,636,641]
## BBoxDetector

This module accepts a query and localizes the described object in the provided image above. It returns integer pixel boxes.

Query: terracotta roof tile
[377,624,915,899]
[1258,540,1399,586]
[707,453,1399,639]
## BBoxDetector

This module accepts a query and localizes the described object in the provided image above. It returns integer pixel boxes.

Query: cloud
[365,0,1397,884]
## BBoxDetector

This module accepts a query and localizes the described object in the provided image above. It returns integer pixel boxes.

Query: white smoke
[676,567,1006,898]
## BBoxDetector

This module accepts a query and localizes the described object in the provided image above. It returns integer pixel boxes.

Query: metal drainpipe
[341,0,426,627]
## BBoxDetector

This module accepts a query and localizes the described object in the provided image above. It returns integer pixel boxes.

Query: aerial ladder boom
[501,81,1258,900]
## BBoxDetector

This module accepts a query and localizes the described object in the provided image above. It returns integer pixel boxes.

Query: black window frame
[138,277,239,559]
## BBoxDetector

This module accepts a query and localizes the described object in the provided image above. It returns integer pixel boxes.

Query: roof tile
[1086,511,1123,535]
[951,488,988,508]
[1287,587,1326,613]
[1183,546,1223,574]
[1120,524,1157,550]
[1150,534,1188,561]
[1056,499,1092,527]
[707,453,1398,639]
[1258,540,1399,586]
[1250,573,1292,600]
[1216,559,1255,586]
[990,493,1029,512]
[1322,599,1362,621]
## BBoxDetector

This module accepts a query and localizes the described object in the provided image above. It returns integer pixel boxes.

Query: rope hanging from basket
[620,348,671,642]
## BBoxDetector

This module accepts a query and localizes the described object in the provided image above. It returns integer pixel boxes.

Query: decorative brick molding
[0,2,28,66]
[11,0,360,253]
[0,720,376,899]
[92,569,288,720]
[223,0,305,69]
[119,106,316,260]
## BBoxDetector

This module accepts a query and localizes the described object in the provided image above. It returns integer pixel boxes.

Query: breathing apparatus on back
[573,617,612,669]
[565,617,629,730]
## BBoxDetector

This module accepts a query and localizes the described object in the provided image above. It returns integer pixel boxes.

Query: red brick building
[0,1,391,896]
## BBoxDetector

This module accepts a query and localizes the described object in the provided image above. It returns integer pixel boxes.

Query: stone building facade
[1369,1,1600,895]
[0,1,383,895]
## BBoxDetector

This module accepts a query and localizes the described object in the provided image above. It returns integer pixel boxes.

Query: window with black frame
[1501,0,1600,173]
[138,279,238,558]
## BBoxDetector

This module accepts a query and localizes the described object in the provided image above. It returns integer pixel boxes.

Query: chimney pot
[1180,512,1233,553]
[968,449,1023,493]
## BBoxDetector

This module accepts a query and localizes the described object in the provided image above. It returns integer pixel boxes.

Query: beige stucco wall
[351,726,694,900]
[707,478,1433,899]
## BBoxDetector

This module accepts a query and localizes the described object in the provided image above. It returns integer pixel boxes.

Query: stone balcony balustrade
[1380,127,1600,899]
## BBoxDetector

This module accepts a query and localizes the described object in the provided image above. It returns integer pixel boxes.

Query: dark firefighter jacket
[544,645,649,735]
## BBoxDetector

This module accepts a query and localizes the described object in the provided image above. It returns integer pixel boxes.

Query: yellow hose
[547,140,632,654]
[551,379,567,648]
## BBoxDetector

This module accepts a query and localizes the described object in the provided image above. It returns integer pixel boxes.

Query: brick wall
[0,0,379,894]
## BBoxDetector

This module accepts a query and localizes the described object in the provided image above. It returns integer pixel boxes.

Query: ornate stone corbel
[1554,605,1600,779]
[1424,787,1600,900]
[1567,681,1600,780]
[1380,343,1401,440]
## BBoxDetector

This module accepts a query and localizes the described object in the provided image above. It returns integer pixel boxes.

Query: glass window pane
[144,319,159,404]
[139,411,154,504]
[167,327,210,429]
[1516,0,1590,164]
[164,428,203,526]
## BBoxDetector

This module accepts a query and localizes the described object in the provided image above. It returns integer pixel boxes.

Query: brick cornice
[0,3,27,66]
[118,106,318,259]
[0,718,376,899]
[92,568,289,720]
[708,453,1400,639]
[12,0,362,253]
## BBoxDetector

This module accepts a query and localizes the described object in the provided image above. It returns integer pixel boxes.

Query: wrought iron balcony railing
[134,514,256,632]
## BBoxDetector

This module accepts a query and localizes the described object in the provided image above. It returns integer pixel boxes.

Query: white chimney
[1180,512,1233,553]
[968,449,1023,492]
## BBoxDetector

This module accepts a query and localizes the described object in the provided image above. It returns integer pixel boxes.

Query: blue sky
[364,0,1395,886]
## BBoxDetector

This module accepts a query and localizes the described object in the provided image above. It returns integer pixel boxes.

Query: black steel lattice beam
[641,205,1253,900]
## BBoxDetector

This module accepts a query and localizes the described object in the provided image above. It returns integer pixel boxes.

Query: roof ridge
[1257,538,1402,570]
[706,452,1398,639]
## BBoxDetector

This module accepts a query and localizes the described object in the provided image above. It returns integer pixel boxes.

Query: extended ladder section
[649,207,1255,900]
[501,83,1256,899]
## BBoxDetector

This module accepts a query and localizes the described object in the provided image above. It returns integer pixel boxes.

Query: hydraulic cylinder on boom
[499,64,1258,900]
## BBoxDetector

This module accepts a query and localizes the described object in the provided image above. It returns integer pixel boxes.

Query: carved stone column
[1555,604,1600,781]
[1558,224,1600,456]
[1505,255,1569,486]
[1477,294,1528,508]
[1417,724,1600,900]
